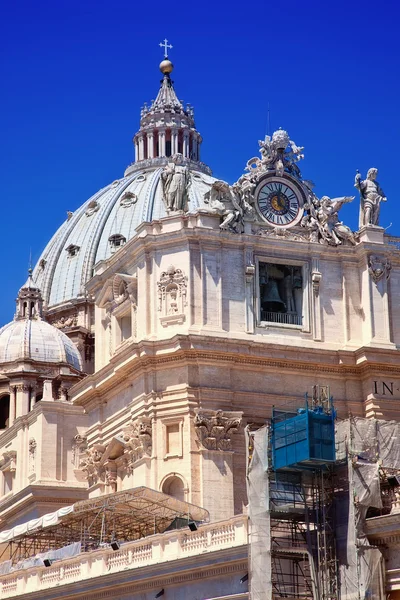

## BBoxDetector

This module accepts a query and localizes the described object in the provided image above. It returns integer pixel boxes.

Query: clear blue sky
[0,0,398,324]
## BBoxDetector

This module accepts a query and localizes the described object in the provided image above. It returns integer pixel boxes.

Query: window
[108,234,126,254]
[118,315,132,342]
[66,244,80,258]
[166,423,180,455]
[258,261,305,328]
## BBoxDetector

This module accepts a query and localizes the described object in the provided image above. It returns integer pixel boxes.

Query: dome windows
[108,234,126,254]
[66,244,80,258]
[85,200,100,217]
[120,191,137,208]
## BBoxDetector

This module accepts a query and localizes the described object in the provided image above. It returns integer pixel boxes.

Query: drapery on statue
[301,195,356,245]
[355,168,387,227]
[204,180,254,233]
[161,154,191,212]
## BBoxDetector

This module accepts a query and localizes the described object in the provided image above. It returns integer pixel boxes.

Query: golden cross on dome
[159,38,173,58]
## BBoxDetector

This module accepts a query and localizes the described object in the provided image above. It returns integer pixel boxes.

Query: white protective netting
[335,417,389,600]
[246,426,272,600]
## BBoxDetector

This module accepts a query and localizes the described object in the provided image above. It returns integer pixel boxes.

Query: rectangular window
[119,316,132,342]
[257,260,309,330]
[166,423,180,455]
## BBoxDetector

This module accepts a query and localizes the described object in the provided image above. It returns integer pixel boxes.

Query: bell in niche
[262,279,286,313]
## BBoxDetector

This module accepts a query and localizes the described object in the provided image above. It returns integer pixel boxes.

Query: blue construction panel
[272,409,335,470]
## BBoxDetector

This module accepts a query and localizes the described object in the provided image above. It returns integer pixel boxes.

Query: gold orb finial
[160,59,174,74]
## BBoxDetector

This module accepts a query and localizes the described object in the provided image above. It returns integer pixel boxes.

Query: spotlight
[240,573,249,584]
[155,590,165,598]
[188,520,198,532]
[110,541,121,551]
[43,558,52,567]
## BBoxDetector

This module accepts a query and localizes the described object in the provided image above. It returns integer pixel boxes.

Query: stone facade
[0,51,399,599]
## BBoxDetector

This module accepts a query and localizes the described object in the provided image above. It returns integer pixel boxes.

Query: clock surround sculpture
[202,128,386,246]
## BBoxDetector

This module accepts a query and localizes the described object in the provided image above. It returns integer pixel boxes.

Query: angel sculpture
[302,195,356,245]
[204,180,253,233]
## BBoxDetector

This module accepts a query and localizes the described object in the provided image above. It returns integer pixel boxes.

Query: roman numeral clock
[254,175,305,228]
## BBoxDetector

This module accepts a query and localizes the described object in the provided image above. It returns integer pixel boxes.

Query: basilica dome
[32,166,216,308]
[32,62,218,309]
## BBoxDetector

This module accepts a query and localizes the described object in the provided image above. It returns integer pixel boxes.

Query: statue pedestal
[358,225,384,244]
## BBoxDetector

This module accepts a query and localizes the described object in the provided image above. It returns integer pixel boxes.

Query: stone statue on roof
[161,154,191,213]
[301,195,356,246]
[355,168,387,227]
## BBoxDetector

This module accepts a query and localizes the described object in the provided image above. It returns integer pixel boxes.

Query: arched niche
[160,473,187,502]
[0,395,10,429]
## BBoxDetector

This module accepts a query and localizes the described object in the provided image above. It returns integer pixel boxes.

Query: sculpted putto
[161,154,191,212]
[355,168,386,227]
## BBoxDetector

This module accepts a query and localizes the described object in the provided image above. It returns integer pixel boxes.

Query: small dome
[0,319,82,371]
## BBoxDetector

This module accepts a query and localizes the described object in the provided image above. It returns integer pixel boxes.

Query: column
[16,384,30,417]
[134,139,139,162]
[158,130,166,156]
[146,132,154,158]
[138,136,145,161]
[171,129,178,155]
[8,386,16,426]
[183,130,190,158]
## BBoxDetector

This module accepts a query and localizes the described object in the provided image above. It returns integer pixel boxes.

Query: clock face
[255,177,303,227]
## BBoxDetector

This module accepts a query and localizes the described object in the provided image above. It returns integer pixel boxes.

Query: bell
[262,279,285,313]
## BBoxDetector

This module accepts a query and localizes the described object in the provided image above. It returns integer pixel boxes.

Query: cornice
[72,334,400,403]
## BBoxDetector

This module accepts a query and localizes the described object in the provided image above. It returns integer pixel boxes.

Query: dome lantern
[129,41,204,169]
[15,269,43,321]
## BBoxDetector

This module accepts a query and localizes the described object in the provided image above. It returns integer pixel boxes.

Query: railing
[0,515,247,598]
[261,311,302,326]
[385,235,400,251]
[125,156,212,177]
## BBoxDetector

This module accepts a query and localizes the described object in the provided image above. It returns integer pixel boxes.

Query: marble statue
[355,168,387,227]
[204,180,253,233]
[301,195,356,246]
[161,154,191,212]
[256,129,304,177]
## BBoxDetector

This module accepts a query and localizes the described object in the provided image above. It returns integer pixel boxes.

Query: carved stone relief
[80,418,152,487]
[194,409,242,451]
[72,434,88,468]
[28,439,37,474]
[0,451,17,472]
[80,445,106,487]
[157,265,187,326]
[368,255,391,283]
[121,417,152,473]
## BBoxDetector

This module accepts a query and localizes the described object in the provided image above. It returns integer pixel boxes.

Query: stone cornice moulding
[70,335,400,406]
[86,213,400,295]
